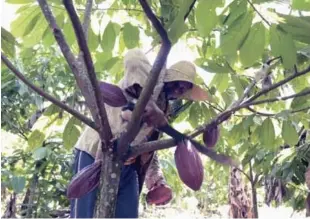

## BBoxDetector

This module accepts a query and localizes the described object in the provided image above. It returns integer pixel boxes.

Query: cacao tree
[2,0,310,218]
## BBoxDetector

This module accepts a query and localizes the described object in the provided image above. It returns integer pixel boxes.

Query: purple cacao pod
[174,140,204,191]
[99,81,128,107]
[203,124,219,148]
[67,160,102,199]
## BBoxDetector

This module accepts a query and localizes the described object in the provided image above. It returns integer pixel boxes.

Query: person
[69,49,209,218]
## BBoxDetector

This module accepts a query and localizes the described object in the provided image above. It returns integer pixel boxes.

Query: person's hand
[142,100,168,128]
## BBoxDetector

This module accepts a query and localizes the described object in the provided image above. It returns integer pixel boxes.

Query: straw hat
[164,61,209,101]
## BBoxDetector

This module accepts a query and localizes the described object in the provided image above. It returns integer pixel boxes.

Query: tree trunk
[249,162,258,218]
[228,167,253,218]
[94,146,123,218]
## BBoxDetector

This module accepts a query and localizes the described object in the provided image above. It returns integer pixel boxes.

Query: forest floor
[139,204,307,218]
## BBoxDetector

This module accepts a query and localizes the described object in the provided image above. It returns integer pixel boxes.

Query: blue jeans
[70,149,139,218]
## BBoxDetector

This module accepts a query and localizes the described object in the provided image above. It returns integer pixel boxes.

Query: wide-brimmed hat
[164,61,209,101]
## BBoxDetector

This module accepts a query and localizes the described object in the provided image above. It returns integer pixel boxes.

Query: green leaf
[23,13,41,36]
[10,5,40,37]
[43,104,61,116]
[282,121,299,146]
[28,129,45,150]
[11,176,26,194]
[258,118,275,147]
[1,27,16,58]
[292,0,310,11]
[6,0,34,4]
[290,88,310,110]
[210,73,229,93]
[167,0,192,43]
[220,11,254,59]
[222,0,247,26]
[63,117,82,150]
[123,23,139,49]
[196,0,219,37]
[239,22,266,67]
[101,22,116,51]
[88,27,99,51]
[270,24,297,69]
[32,147,48,161]
[197,59,231,73]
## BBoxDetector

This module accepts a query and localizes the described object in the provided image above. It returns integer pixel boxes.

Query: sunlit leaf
[239,22,266,67]
[282,121,299,146]
[11,176,26,194]
[63,117,82,150]
[28,129,45,150]
[123,23,140,49]
[101,22,117,52]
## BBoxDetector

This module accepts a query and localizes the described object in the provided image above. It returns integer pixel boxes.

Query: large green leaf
[292,0,310,11]
[270,24,297,69]
[196,58,231,73]
[32,147,48,161]
[10,5,40,38]
[210,73,229,93]
[195,0,220,37]
[257,118,275,147]
[1,27,17,58]
[222,0,247,26]
[167,0,192,43]
[63,117,82,150]
[123,23,140,49]
[220,11,254,59]
[88,27,99,51]
[6,0,33,4]
[239,22,266,67]
[11,176,26,194]
[282,121,299,146]
[290,88,310,110]
[101,22,116,51]
[28,129,45,150]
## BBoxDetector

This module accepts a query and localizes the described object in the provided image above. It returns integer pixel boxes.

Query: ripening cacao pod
[203,124,219,148]
[146,184,173,205]
[67,160,102,199]
[306,166,310,190]
[174,140,204,191]
[99,81,128,107]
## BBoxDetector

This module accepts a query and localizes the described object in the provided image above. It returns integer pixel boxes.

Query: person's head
[163,61,209,101]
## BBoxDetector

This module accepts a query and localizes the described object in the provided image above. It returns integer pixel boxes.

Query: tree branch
[189,65,310,138]
[37,0,77,73]
[37,0,102,133]
[245,65,310,104]
[1,53,97,130]
[242,89,310,108]
[82,0,93,37]
[63,0,112,146]
[117,0,171,156]
[247,0,271,26]
[247,105,310,117]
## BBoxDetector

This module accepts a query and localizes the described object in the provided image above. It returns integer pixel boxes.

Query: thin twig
[82,0,93,37]
[245,65,310,104]
[117,0,171,157]
[1,54,97,130]
[64,0,112,145]
[243,89,310,108]
[247,105,310,117]
[184,0,197,20]
[247,0,271,26]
